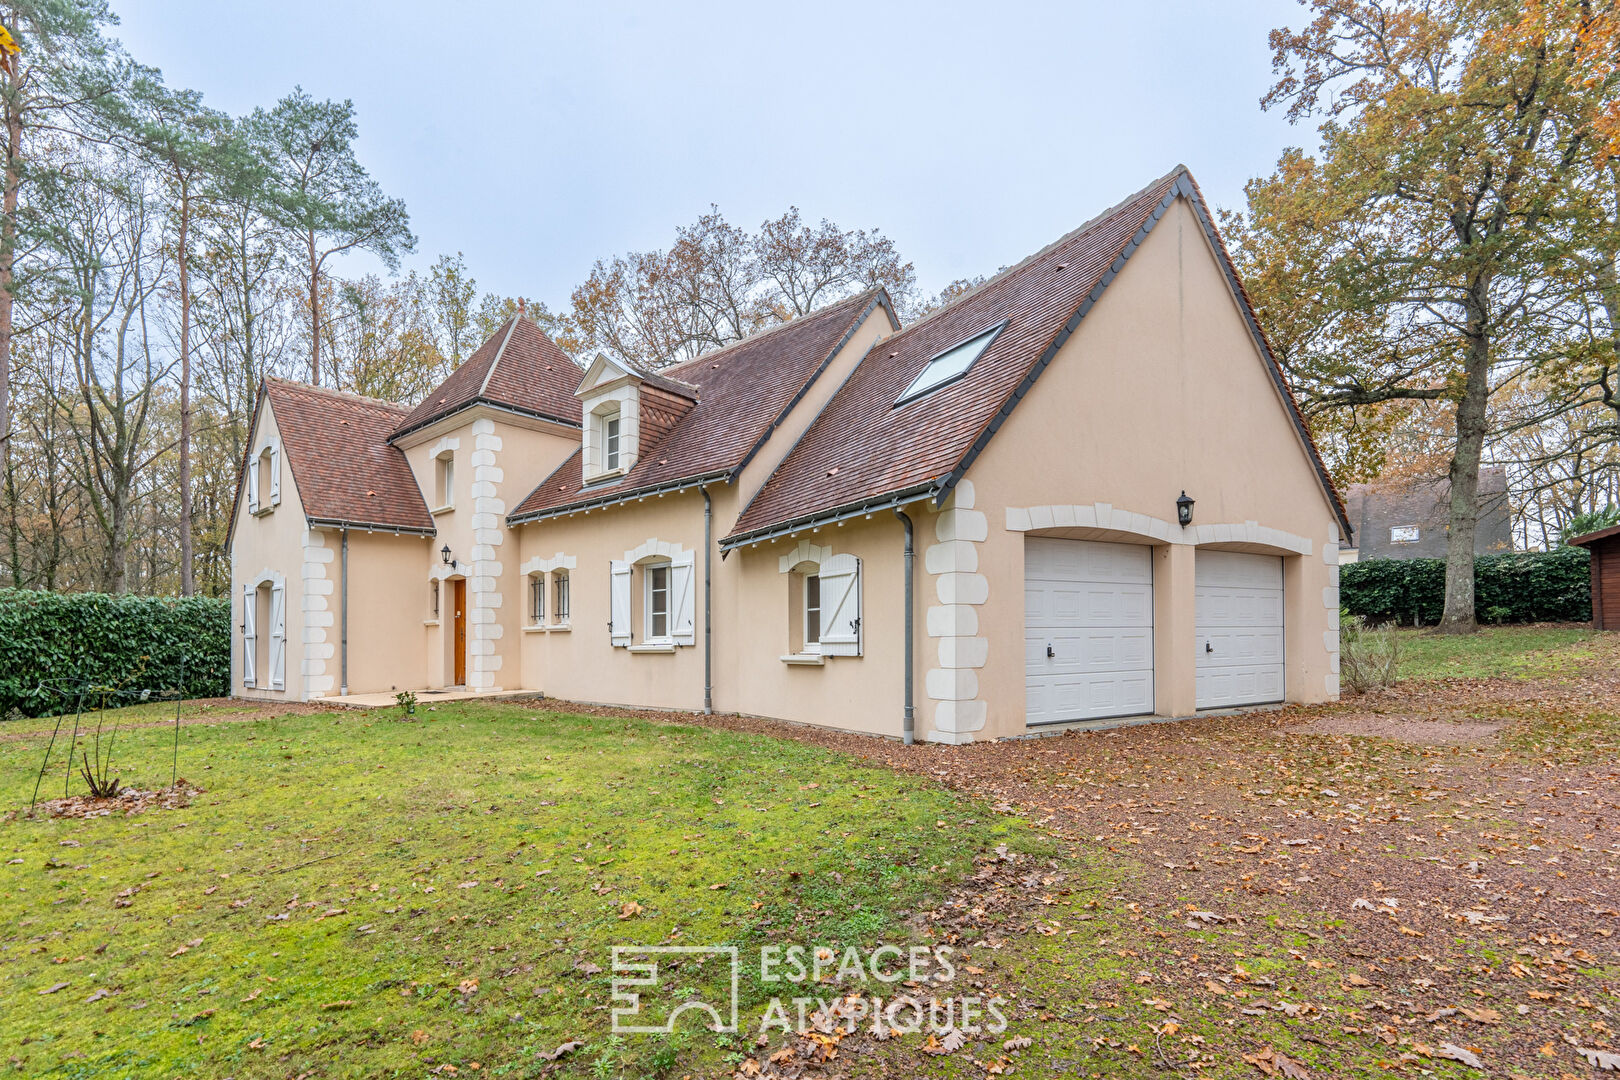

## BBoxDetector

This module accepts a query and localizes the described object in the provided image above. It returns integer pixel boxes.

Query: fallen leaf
[38,982,68,995]
[1436,1043,1484,1069]
[1574,1045,1620,1070]
[618,900,643,920]
[537,1040,584,1062]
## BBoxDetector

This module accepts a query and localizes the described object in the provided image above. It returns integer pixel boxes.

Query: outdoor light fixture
[1176,491,1195,528]
[440,545,454,568]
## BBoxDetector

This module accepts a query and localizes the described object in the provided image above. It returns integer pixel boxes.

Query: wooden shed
[1569,524,1620,631]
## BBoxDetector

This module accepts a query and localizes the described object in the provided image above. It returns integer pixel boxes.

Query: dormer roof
[391,316,585,442]
[576,352,700,401]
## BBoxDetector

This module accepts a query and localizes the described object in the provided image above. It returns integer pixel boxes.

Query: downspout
[340,527,349,697]
[894,508,915,745]
[702,486,713,714]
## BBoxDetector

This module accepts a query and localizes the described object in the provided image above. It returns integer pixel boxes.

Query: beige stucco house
[228,166,1351,742]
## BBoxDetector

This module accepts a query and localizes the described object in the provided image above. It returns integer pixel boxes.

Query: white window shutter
[269,445,281,506]
[269,583,286,691]
[671,550,695,646]
[609,561,632,646]
[246,454,259,514]
[241,583,256,687]
[819,554,862,656]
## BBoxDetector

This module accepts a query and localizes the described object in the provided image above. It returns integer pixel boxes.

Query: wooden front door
[453,579,467,685]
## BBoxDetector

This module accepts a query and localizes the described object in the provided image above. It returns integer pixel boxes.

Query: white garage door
[1025,538,1154,725]
[1195,550,1284,709]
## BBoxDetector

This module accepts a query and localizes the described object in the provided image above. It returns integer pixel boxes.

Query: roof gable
[258,379,434,534]
[725,167,1350,546]
[392,317,585,440]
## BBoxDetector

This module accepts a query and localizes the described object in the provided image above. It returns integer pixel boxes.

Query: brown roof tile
[265,379,434,533]
[508,289,893,522]
[726,167,1350,544]
[392,317,584,440]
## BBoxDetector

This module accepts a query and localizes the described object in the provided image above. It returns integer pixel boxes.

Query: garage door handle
[1205,641,1213,653]
[1047,644,1055,658]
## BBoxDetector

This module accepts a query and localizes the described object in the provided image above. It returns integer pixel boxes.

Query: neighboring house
[1337,467,1512,564]
[228,165,1350,742]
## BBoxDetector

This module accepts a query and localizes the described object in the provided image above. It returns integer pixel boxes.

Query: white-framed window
[645,561,670,641]
[895,324,1004,406]
[529,573,545,624]
[1390,525,1420,544]
[803,573,822,652]
[248,443,279,515]
[434,451,455,510]
[604,413,622,472]
[553,570,570,624]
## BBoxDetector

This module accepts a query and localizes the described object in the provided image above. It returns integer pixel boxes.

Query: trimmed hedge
[0,589,231,719]
[1340,547,1592,626]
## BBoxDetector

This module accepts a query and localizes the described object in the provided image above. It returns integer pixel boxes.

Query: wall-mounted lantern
[1176,491,1195,528]
[441,545,455,569]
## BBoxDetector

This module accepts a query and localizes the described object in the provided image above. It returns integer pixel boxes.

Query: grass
[0,701,1036,1078]
[1394,622,1598,680]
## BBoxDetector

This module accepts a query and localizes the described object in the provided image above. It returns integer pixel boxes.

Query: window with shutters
[613,543,694,651]
[250,444,279,516]
[779,546,861,661]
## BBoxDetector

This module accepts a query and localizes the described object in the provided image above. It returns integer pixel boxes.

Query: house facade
[228,166,1350,742]
[1338,467,1513,564]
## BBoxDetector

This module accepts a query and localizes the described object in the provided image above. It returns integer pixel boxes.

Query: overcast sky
[113,0,1320,309]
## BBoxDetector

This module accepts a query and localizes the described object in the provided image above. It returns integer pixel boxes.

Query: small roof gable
[575,353,700,401]
[726,167,1351,546]
[1568,523,1620,548]
[392,316,585,441]
[261,378,434,534]
[508,289,894,523]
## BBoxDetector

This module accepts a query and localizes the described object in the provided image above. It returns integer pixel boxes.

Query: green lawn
[1395,622,1599,679]
[0,703,1032,1078]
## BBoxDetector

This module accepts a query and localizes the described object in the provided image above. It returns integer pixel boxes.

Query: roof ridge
[660,287,882,378]
[267,376,409,413]
[478,316,522,398]
[891,165,1188,342]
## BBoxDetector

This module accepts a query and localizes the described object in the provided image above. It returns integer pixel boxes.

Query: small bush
[0,589,230,719]
[1339,616,1401,693]
[1340,547,1591,626]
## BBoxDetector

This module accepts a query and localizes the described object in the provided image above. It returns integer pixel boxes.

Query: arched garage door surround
[1008,502,1321,727]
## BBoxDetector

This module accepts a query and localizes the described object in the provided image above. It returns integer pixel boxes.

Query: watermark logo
[609,943,1007,1038]
[610,945,740,1034]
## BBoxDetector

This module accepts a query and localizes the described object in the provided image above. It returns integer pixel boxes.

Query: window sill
[430,504,455,516]
[252,506,275,517]
[780,653,825,666]
[523,623,547,634]
[423,619,441,627]
[548,623,571,632]
[584,467,627,484]
[627,641,675,654]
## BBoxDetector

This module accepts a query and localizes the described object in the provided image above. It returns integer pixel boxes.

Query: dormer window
[895,324,1005,406]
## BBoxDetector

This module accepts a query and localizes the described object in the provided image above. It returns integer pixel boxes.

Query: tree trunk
[1437,296,1491,634]
[0,87,19,497]
[178,185,193,596]
[307,230,320,385]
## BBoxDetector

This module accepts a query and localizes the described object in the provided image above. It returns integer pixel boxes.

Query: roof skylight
[895,324,1003,406]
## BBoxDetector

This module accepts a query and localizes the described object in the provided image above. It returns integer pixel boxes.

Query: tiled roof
[392,317,584,440]
[727,166,1351,544]
[265,378,435,533]
[508,289,893,523]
